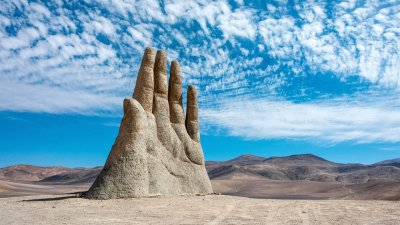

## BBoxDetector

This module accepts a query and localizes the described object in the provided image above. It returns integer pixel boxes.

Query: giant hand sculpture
[86,48,213,199]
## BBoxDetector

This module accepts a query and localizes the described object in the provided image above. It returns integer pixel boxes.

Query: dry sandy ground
[1,194,399,225]
[0,180,89,198]
[212,179,400,200]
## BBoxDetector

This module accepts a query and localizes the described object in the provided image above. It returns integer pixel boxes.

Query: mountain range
[1,154,400,200]
[207,154,400,184]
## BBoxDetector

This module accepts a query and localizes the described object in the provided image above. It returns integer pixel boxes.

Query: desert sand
[2,178,400,201]
[211,179,400,200]
[0,180,90,198]
[0,194,399,225]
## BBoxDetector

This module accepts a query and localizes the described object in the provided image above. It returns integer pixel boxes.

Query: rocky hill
[207,154,400,184]
[0,164,72,182]
[2,154,400,185]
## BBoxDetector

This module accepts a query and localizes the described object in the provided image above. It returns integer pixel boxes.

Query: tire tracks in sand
[206,200,236,225]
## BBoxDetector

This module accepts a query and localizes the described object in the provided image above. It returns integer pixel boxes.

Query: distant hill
[207,154,400,184]
[263,154,337,166]
[2,154,400,185]
[0,164,71,182]
[2,154,400,200]
[374,158,400,166]
[0,164,101,184]
[40,167,102,184]
[207,154,400,200]
[227,154,267,165]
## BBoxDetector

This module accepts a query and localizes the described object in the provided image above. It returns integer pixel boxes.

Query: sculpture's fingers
[168,60,185,124]
[185,85,200,142]
[133,47,155,113]
[153,50,174,151]
[153,50,168,99]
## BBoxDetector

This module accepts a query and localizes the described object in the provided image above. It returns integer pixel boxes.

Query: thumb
[120,98,147,133]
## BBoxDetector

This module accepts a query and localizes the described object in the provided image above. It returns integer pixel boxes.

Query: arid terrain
[1,154,400,200]
[1,194,399,225]
[208,154,400,200]
[1,154,400,224]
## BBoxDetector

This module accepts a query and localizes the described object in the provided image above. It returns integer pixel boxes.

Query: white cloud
[202,96,400,143]
[174,31,188,46]
[128,25,153,45]
[0,79,121,114]
[258,0,400,87]
[217,5,257,40]
[1,27,41,50]
[30,2,51,18]
[164,0,256,40]
[258,17,298,58]
[85,16,116,36]
[266,4,276,13]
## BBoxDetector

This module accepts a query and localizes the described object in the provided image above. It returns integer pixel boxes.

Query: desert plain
[1,154,400,224]
[1,193,400,225]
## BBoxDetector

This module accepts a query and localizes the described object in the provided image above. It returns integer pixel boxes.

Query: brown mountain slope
[0,165,71,182]
[375,158,400,165]
[208,154,400,184]
[40,167,102,184]
[207,154,400,200]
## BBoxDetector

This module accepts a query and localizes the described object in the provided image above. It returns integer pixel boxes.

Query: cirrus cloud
[0,0,399,144]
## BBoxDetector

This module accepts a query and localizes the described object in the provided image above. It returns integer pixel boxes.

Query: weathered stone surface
[86,48,213,199]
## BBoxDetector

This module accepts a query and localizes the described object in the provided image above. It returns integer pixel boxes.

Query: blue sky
[1,0,400,167]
